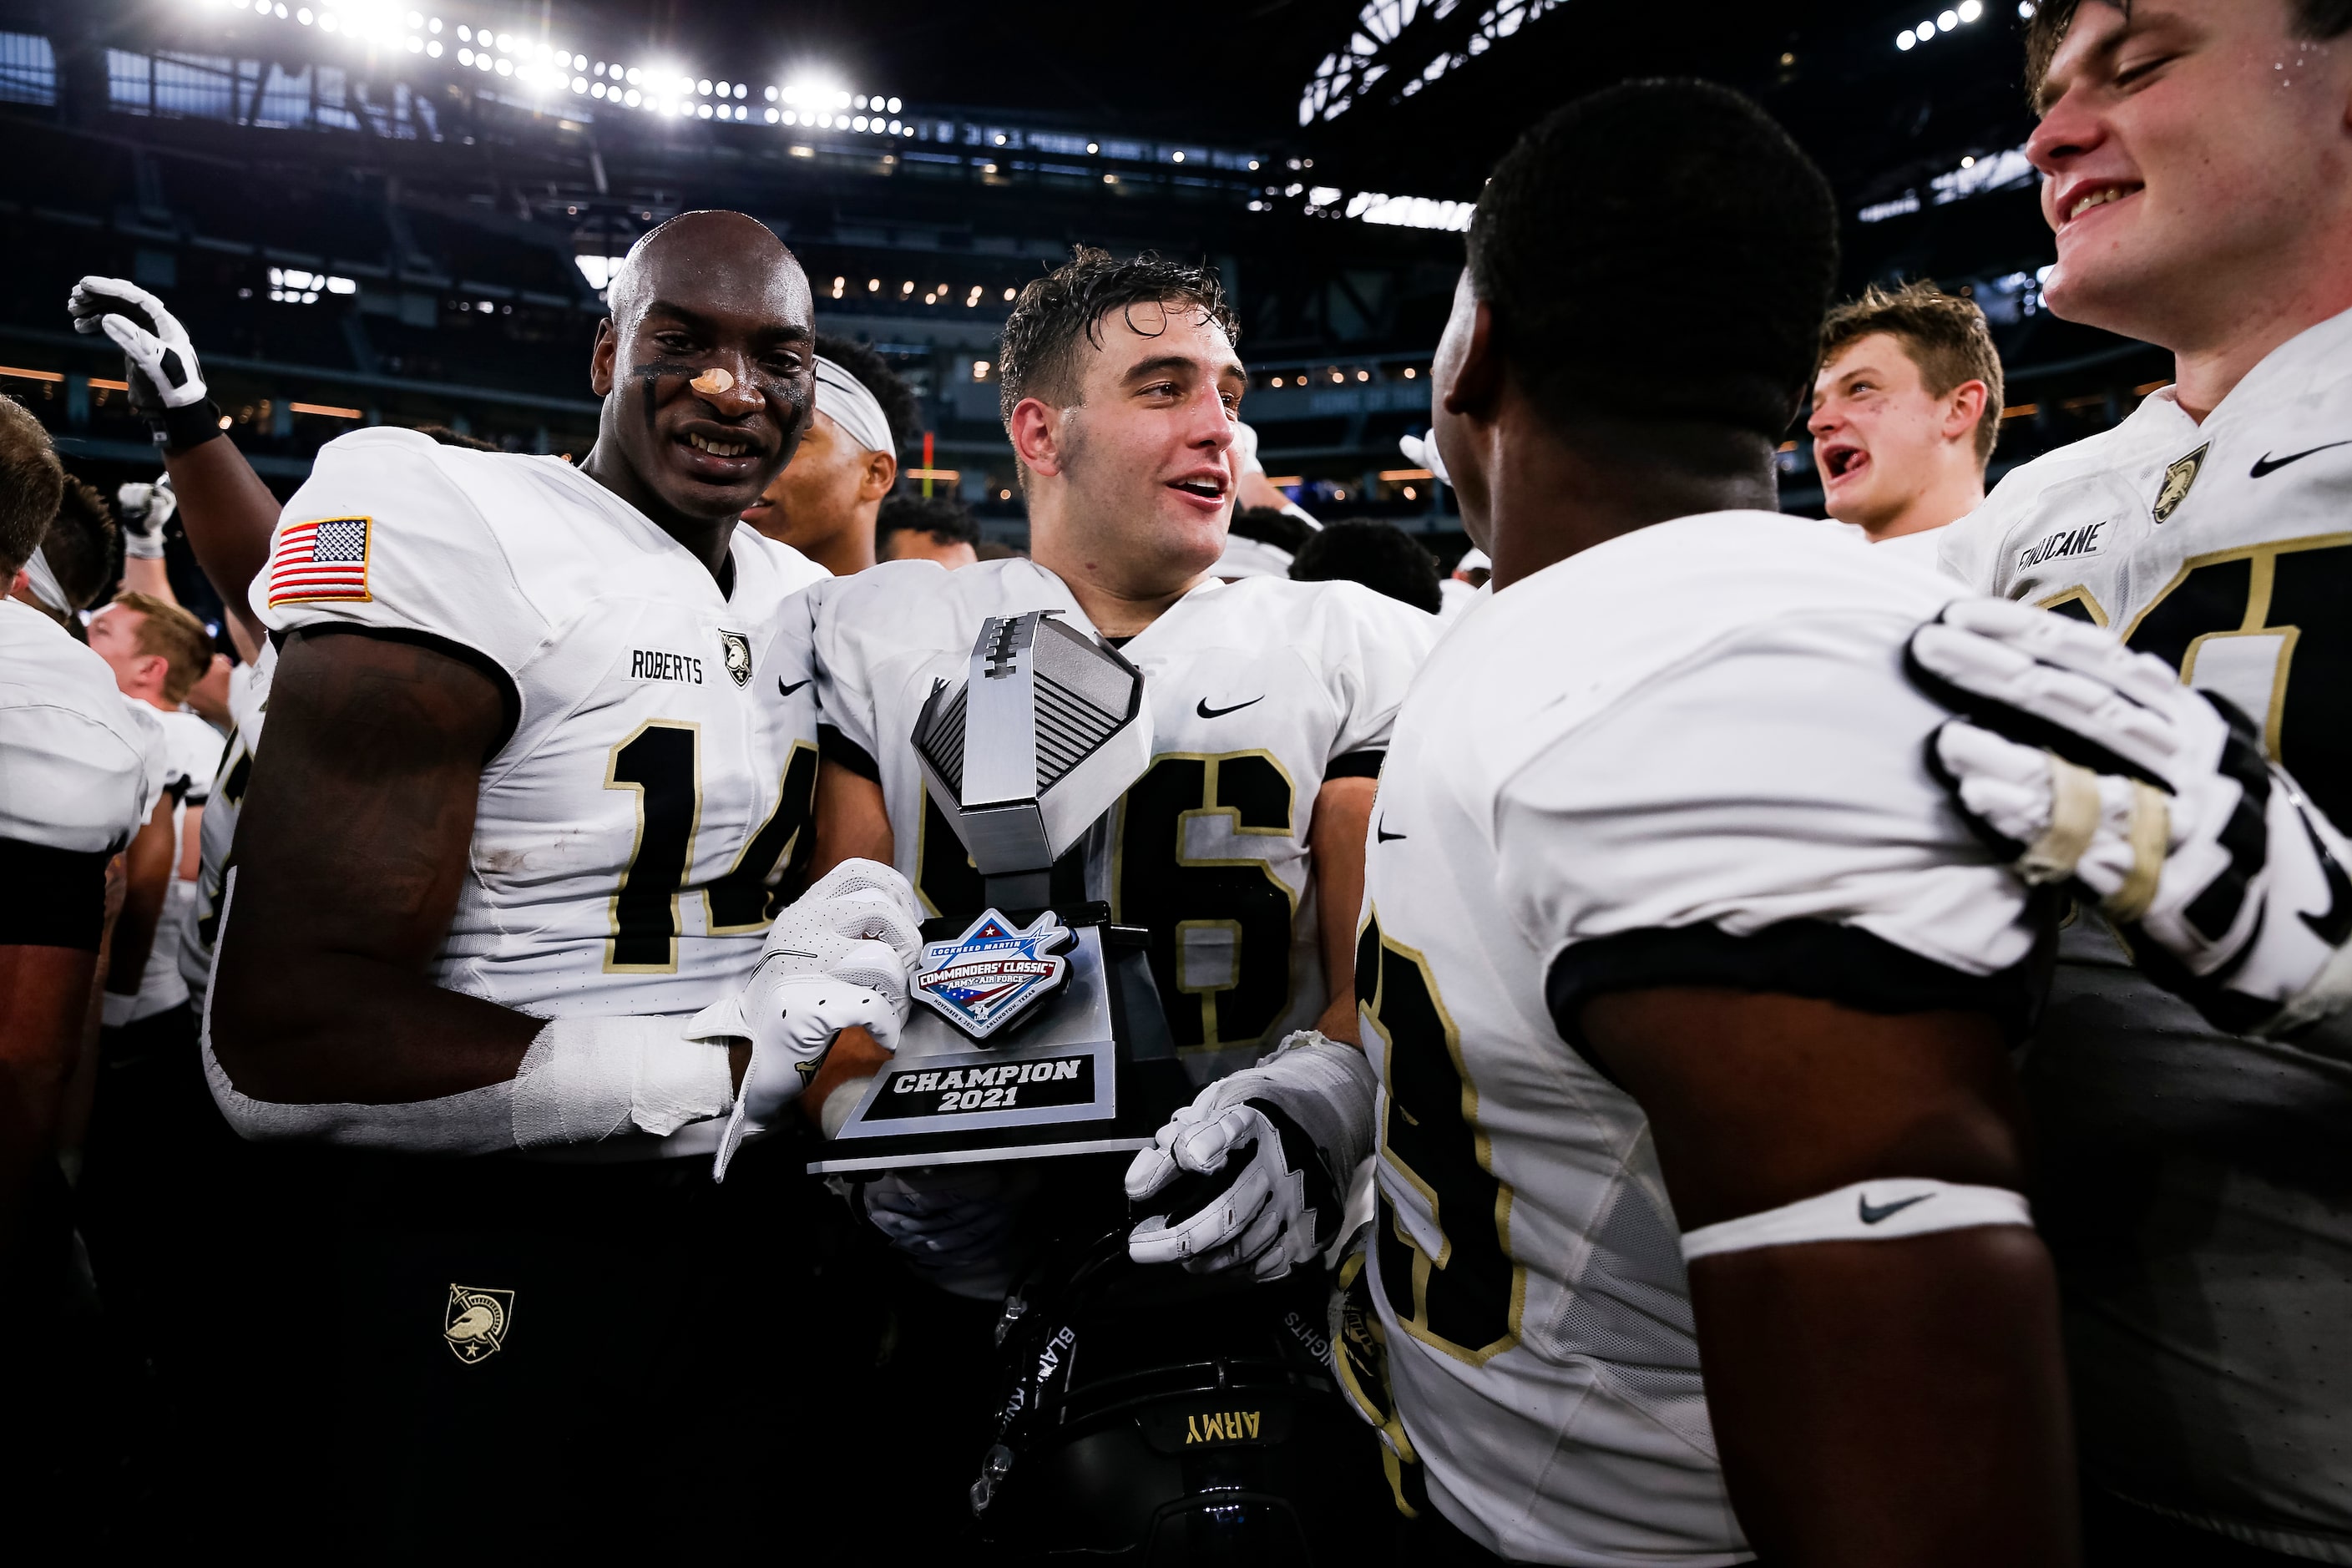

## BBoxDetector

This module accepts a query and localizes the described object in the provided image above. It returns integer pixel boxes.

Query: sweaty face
[2028,0,2352,346]
[593,228,817,521]
[1809,335,1950,529]
[740,412,868,551]
[1045,302,1243,583]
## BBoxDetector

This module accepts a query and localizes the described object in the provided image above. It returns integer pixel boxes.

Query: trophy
[809,611,1190,1176]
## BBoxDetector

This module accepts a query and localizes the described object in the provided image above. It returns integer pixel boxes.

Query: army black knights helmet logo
[444,1283,514,1364]
[2152,442,2209,524]
[718,629,754,686]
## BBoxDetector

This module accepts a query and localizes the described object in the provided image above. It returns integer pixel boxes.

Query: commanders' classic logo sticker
[443,1283,514,1364]
[718,629,754,686]
[911,909,1076,1040]
[2152,442,2208,524]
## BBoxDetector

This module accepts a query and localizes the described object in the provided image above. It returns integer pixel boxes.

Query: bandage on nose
[691,367,736,396]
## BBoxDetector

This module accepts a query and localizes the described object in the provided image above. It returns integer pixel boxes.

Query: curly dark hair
[995,246,1238,430]
[47,475,121,609]
[1290,519,1441,615]
[1469,80,1838,448]
[876,492,979,553]
[817,332,922,454]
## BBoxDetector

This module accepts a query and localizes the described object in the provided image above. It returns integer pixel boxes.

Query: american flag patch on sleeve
[267,516,372,606]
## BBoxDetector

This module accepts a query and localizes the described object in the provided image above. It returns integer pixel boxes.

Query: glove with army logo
[689,857,923,1175]
[1126,1031,1378,1282]
[1908,595,2352,1039]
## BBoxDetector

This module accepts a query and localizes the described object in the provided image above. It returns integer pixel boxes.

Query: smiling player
[1921,3,2352,1560]
[203,210,921,1551]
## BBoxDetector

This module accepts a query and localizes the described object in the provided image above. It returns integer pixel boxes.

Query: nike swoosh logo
[1858,1192,1933,1225]
[2250,440,2352,478]
[1376,819,1407,843]
[777,677,811,697]
[2298,811,2352,946]
[1196,695,1263,719]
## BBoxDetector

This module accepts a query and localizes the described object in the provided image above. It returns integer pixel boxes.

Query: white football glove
[1126,1031,1378,1282]
[1909,596,2352,1039]
[115,478,175,560]
[68,276,208,412]
[687,857,923,1176]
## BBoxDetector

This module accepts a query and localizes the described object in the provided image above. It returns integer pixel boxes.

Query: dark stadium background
[0,0,2165,630]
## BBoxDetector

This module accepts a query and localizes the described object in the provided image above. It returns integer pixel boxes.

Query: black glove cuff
[154,399,225,455]
[1248,1098,1342,1247]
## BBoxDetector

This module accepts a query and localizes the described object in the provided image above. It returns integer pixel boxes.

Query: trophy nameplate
[809,612,1188,1176]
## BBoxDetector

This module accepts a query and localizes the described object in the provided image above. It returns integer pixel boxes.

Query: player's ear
[1439,297,1504,422]
[1009,398,1065,479]
[1946,379,1990,442]
[861,448,898,503]
[589,318,618,398]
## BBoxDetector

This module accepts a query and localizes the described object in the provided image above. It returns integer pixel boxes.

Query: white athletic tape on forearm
[202,1031,523,1153]
[2020,754,2102,885]
[1678,1178,2033,1262]
[2103,780,2169,924]
[511,1015,735,1149]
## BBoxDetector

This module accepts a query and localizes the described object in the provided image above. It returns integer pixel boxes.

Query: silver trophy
[809,612,1187,1176]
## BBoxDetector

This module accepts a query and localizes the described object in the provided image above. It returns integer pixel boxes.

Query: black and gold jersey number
[605,726,818,972]
[1359,908,1521,1365]
[1114,752,1297,1052]
[2119,534,2352,827]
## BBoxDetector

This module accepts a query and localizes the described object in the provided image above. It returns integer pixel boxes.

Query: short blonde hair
[110,590,213,703]
[1820,281,2005,465]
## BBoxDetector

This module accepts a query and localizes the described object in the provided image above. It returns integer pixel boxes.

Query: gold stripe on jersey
[1362,906,1526,1367]
[2123,531,2352,764]
[2035,585,2110,626]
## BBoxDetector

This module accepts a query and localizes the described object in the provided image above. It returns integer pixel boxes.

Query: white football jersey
[1365,513,2041,1565]
[1937,305,2352,1556]
[116,706,224,1023]
[181,643,276,999]
[812,557,1433,1076]
[0,596,169,855]
[250,427,827,1022]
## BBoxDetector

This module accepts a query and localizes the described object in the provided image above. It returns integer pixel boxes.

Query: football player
[803,248,1430,1261]
[1150,83,2081,1565]
[1808,281,2002,557]
[1910,3,2352,1560]
[201,210,921,1550]
[0,393,169,1277]
[738,334,911,574]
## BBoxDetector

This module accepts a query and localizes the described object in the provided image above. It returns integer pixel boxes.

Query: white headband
[813,356,894,456]
[23,546,69,615]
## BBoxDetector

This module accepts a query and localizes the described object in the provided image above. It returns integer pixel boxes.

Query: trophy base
[807,906,1187,1176]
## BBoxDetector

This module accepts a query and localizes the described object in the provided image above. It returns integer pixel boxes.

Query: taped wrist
[154,397,224,454]
[202,1033,523,1155]
[511,1016,736,1149]
[1679,1178,2032,1262]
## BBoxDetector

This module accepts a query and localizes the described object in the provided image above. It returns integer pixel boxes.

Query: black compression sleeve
[1545,918,2051,1070]
[819,724,881,781]
[0,839,114,951]
[1326,750,1384,781]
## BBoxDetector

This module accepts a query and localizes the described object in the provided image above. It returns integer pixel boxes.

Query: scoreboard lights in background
[195,0,908,129]
[1897,0,2008,50]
